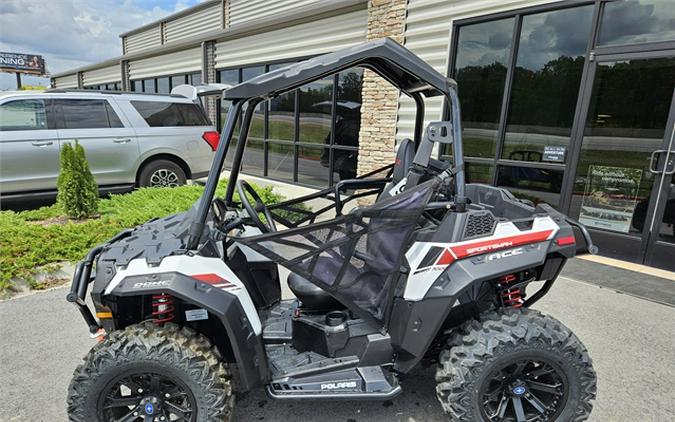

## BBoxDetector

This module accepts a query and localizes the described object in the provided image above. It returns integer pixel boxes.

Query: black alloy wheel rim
[479,357,568,422]
[98,370,197,422]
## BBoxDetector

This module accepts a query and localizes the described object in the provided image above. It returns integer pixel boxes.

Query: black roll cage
[186,38,466,250]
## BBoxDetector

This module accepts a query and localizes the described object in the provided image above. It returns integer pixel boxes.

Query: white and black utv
[66,38,597,422]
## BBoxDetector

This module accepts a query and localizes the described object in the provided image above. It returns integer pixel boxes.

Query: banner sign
[578,165,643,233]
[0,52,46,75]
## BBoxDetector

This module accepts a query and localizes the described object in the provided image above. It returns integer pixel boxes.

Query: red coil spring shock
[151,293,175,324]
[498,274,523,308]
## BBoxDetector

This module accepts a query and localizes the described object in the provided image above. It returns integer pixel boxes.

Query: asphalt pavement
[1,275,673,422]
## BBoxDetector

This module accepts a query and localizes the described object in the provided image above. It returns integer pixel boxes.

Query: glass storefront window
[334,68,363,150]
[171,75,185,90]
[156,77,170,94]
[502,5,593,163]
[497,164,564,207]
[331,148,359,182]
[189,72,202,86]
[298,146,330,186]
[465,162,494,184]
[219,69,239,133]
[598,0,675,47]
[268,63,295,142]
[144,79,156,94]
[242,66,265,140]
[570,57,675,234]
[267,142,294,183]
[242,138,265,177]
[454,18,515,158]
[299,77,333,145]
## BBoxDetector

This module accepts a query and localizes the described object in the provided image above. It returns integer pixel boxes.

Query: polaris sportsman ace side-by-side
[66,38,597,422]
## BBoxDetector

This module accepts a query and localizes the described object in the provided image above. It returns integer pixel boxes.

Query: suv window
[0,99,49,131]
[131,101,209,127]
[56,99,124,129]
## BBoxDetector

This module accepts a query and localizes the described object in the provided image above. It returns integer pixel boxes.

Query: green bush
[56,141,99,219]
[0,180,284,291]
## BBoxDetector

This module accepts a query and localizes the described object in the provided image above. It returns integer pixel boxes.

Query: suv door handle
[113,138,132,144]
[31,141,53,147]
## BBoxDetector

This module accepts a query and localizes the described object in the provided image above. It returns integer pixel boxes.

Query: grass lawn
[0,180,282,292]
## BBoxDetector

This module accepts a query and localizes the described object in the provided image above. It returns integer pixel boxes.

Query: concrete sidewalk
[1,275,673,421]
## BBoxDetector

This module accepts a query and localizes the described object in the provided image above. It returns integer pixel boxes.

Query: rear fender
[391,241,552,373]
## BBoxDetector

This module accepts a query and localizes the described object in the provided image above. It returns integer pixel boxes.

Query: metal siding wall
[128,47,202,80]
[82,65,121,86]
[397,0,556,140]
[53,74,79,88]
[228,0,321,26]
[214,9,367,68]
[124,25,162,54]
[164,3,223,43]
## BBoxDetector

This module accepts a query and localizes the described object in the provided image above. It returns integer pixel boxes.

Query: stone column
[356,0,407,177]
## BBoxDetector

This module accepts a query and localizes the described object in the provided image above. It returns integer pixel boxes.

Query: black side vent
[463,212,496,239]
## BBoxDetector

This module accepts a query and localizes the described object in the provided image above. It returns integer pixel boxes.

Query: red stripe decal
[450,230,554,260]
[192,273,227,284]
[436,249,455,266]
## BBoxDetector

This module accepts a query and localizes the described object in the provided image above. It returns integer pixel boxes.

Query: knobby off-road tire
[67,321,234,421]
[436,308,596,422]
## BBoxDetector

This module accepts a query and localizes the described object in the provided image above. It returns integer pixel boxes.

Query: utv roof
[223,38,455,100]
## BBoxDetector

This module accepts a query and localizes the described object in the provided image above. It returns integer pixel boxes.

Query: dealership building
[53,0,675,271]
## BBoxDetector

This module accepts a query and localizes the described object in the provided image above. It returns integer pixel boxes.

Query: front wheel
[67,322,234,421]
[436,309,596,422]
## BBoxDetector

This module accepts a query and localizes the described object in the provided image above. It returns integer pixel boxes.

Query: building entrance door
[568,53,675,270]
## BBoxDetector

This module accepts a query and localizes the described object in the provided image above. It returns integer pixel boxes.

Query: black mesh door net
[237,179,437,325]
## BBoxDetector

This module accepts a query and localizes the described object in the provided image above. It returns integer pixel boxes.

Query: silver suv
[0,89,219,200]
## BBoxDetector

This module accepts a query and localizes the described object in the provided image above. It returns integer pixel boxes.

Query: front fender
[110,271,267,390]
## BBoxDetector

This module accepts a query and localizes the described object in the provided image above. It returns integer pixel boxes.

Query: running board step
[267,365,400,400]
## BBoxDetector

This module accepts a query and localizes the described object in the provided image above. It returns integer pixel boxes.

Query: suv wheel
[436,308,596,422]
[139,159,187,188]
[67,322,234,422]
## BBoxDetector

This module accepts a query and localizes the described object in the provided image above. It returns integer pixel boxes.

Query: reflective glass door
[569,54,675,267]
[645,105,675,269]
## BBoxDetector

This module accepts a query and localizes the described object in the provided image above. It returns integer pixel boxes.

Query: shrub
[56,141,99,219]
[0,180,285,291]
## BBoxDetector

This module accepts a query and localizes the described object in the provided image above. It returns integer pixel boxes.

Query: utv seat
[287,138,415,311]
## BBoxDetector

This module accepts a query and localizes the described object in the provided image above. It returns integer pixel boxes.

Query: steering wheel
[236,180,277,233]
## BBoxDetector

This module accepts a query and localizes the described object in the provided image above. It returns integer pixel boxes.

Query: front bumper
[66,229,133,333]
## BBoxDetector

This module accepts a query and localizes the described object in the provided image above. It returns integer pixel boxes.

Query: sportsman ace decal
[403,216,560,301]
[412,229,553,275]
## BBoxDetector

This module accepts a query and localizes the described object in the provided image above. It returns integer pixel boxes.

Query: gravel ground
[0,276,673,422]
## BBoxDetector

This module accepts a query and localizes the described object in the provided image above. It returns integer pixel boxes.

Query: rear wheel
[435,309,596,422]
[139,159,187,188]
[67,322,233,421]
